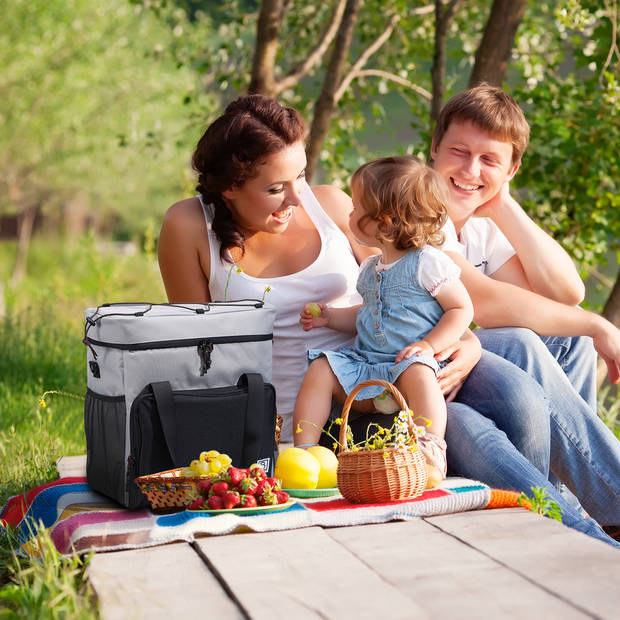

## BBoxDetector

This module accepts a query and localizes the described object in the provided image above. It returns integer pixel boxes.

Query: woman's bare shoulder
[310,184,352,227]
[310,184,378,263]
[158,196,211,302]
[162,196,205,233]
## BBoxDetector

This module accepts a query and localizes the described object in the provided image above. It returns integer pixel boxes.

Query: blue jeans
[450,328,620,532]
[477,329,600,516]
[446,400,619,547]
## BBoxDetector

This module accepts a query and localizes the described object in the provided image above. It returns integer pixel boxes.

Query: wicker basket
[336,379,428,503]
[134,468,203,511]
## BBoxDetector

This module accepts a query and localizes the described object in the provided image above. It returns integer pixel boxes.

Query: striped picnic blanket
[1,476,523,556]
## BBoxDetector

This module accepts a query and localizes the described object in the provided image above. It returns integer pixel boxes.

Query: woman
[158,94,618,546]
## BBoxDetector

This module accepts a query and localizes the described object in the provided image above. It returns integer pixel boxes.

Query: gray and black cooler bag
[83,301,277,508]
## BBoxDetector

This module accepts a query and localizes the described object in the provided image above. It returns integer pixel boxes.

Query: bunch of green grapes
[181,450,233,477]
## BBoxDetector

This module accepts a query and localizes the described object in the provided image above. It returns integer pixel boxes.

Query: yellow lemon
[306,445,339,488]
[275,447,320,489]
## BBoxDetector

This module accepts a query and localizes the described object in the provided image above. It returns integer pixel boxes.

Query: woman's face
[222,141,307,235]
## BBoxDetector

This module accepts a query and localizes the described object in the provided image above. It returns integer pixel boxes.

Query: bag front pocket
[84,389,127,505]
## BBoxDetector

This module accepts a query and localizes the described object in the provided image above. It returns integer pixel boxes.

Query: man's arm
[447,252,620,383]
[477,183,585,304]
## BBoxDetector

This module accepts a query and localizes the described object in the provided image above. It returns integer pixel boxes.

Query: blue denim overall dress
[308,249,443,401]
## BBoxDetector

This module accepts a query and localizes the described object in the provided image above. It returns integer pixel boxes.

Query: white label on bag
[257,457,270,472]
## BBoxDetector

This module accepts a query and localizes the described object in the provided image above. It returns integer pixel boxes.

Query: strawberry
[227,466,247,487]
[274,490,290,505]
[210,481,230,497]
[258,489,278,506]
[253,479,272,497]
[207,495,224,510]
[266,477,282,491]
[238,476,258,494]
[198,479,212,495]
[222,490,241,509]
[239,494,257,508]
[187,496,206,510]
[249,463,267,481]
[214,470,231,484]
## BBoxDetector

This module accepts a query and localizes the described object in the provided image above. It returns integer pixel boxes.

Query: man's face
[431,119,518,223]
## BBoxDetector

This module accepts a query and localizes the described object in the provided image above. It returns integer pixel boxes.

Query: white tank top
[200,182,361,430]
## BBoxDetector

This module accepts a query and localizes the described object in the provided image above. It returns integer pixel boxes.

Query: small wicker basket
[134,468,202,511]
[336,379,428,503]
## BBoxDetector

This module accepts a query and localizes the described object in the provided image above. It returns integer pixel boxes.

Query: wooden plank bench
[86,508,620,619]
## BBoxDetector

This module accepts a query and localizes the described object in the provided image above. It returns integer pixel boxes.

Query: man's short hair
[433,83,530,166]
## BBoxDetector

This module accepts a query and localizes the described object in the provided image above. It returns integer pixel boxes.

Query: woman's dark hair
[192,94,306,261]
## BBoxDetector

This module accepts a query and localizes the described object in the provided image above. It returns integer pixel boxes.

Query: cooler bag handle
[238,373,265,467]
[150,374,266,468]
[151,381,179,464]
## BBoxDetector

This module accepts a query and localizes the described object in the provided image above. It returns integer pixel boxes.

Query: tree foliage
[511,0,619,278]
[3,0,618,317]
[0,0,216,237]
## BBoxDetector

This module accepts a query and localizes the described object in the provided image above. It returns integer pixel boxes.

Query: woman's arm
[158,198,211,303]
[312,184,379,264]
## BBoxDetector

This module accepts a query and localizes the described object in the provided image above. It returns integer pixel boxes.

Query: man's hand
[592,316,620,384]
[474,180,512,220]
[395,340,434,364]
[436,332,482,401]
[299,303,330,331]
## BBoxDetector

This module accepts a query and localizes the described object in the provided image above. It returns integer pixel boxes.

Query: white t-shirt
[441,218,515,276]
[373,246,461,297]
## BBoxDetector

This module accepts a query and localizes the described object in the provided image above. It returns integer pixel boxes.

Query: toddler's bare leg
[293,357,344,446]
[396,363,448,482]
[395,363,447,437]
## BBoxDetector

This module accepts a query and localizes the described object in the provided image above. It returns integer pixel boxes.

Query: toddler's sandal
[417,432,447,489]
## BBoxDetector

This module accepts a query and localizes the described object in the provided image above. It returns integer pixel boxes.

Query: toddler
[293,155,474,479]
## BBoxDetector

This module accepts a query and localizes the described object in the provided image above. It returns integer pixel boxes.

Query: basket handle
[337,379,415,454]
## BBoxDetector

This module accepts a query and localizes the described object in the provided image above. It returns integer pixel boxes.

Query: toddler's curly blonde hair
[350,155,448,250]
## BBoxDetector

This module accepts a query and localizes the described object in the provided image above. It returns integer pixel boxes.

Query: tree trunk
[468,0,527,87]
[305,0,362,181]
[597,267,620,388]
[249,0,287,95]
[11,206,37,285]
[431,0,461,124]
[64,193,89,244]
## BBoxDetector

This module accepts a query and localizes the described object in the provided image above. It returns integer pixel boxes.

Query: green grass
[0,234,164,618]
[0,525,96,619]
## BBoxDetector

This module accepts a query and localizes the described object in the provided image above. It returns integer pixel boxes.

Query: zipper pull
[198,340,213,375]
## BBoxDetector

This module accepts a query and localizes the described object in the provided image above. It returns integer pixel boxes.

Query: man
[430,84,620,535]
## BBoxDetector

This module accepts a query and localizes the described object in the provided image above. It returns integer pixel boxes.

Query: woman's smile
[272,206,294,224]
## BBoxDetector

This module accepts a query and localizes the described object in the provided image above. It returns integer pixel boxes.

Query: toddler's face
[349,189,378,248]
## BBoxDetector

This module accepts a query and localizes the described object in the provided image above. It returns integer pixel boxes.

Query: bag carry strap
[238,373,265,467]
[151,381,179,465]
[151,375,266,468]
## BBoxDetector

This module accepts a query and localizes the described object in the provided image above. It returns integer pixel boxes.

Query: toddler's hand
[395,339,434,364]
[300,303,329,331]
